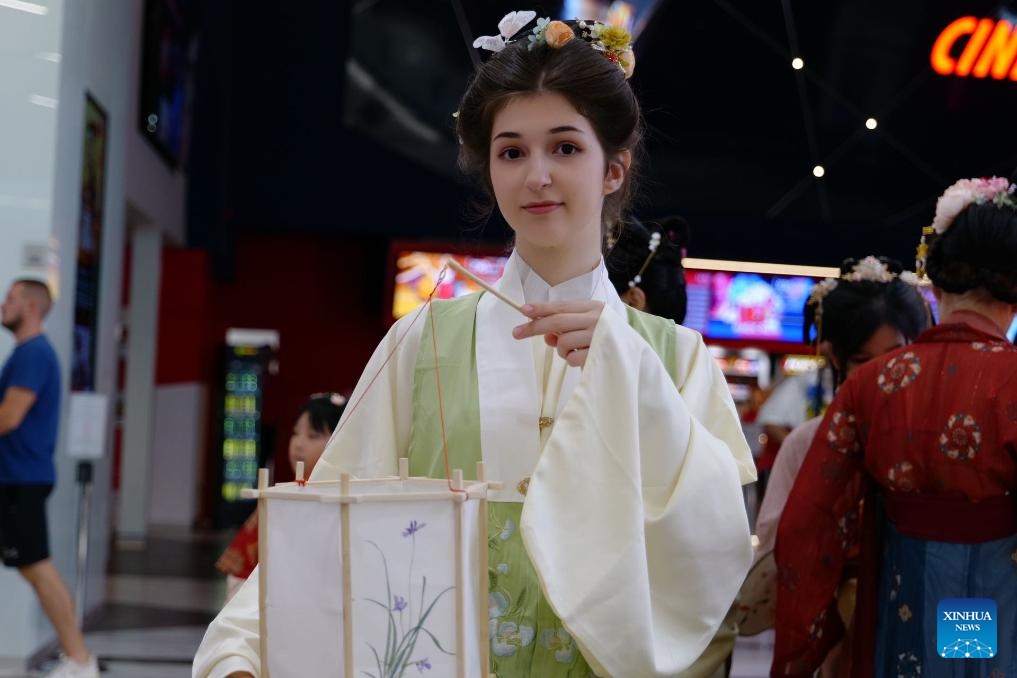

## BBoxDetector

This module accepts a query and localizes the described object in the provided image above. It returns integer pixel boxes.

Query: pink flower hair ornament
[917,176,1017,277]
[930,176,1016,234]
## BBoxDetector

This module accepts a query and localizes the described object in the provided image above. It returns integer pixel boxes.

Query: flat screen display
[392,250,509,320]
[684,270,816,344]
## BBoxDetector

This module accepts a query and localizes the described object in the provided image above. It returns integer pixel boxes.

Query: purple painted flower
[414,658,431,672]
[392,595,407,612]
[402,520,427,537]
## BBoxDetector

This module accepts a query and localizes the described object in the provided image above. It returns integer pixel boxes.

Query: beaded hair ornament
[472,10,636,78]
[807,256,923,353]
[627,231,662,289]
[915,176,1017,278]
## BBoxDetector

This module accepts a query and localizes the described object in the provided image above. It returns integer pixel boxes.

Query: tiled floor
[24,527,773,677]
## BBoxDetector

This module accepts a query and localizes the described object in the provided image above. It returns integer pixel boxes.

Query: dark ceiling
[186,0,1017,276]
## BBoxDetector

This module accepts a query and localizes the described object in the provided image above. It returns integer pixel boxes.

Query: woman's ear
[620,285,647,311]
[603,149,632,195]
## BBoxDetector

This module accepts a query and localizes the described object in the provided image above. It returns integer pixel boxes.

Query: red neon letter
[931,16,978,75]
[956,18,996,76]
[972,20,1017,79]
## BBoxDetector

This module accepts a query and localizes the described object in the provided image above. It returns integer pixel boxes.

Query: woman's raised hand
[512,300,605,368]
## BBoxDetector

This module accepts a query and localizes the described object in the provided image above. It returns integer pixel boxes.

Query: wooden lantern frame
[242,459,501,678]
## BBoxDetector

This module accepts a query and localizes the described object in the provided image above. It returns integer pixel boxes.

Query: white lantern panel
[265,499,344,677]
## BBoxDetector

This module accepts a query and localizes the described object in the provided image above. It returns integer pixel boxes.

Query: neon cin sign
[931,17,1017,80]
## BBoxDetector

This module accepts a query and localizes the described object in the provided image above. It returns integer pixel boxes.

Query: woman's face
[488,91,627,259]
[288,412,331,477]
[842,323,906,376]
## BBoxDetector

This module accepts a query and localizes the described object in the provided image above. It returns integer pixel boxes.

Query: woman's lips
[523,202,562,215]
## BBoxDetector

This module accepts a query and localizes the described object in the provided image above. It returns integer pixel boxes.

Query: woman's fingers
[512,300,604,340]
[510,300,603,368]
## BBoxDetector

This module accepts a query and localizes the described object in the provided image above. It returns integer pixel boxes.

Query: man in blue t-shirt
[0,279,97,678]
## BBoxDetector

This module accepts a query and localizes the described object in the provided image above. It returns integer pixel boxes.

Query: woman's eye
[557,143,579,155]
[498,147,522,160]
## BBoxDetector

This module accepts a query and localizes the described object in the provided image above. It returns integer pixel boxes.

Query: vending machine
[211,330,279,529]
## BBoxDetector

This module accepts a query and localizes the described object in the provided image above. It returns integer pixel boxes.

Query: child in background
[215,392,346,601]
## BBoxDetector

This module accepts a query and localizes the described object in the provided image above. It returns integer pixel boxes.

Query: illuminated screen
[919,286,1017,342]
[684,270,816,343]
[393,251,509,320]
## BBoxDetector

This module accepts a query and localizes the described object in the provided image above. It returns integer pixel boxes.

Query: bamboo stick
[340,473,354,677]
[257,468,270,678]
[399,456,409,480]
[447,259,526,315]
[453,469,466,678]
[477,462,490,676]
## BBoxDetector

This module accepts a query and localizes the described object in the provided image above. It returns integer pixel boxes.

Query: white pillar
[116,224,162,541]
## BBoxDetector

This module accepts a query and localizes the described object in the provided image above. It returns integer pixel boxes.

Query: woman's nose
[524,156,552,191]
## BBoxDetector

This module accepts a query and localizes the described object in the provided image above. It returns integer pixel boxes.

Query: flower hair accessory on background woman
[773,177,1017,676]
[194,9,754,678]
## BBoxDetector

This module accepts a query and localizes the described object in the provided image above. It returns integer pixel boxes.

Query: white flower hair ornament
[808,257,923,350]
[472,10,537,53]
[472,10,635,78]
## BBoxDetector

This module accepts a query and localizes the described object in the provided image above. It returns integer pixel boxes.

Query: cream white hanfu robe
[193,253,755,678]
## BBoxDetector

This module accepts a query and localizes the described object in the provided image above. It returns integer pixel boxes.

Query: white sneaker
[45,654,99,678]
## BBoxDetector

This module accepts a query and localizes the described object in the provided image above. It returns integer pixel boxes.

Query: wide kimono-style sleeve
[192,312,425,678]
[672,326,757,486]
[772,375,868,676]
[753,417,822,557]
[521,309,753,677]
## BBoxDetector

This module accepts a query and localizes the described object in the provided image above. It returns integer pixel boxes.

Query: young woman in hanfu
[193,12,755,678]
[772,177,1017,677]
[742,256,930,675]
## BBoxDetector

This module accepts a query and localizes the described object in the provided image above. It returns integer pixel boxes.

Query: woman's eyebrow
[492,125,586,141]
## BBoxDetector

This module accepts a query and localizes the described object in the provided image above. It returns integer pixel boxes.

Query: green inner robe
[407,293,678,677]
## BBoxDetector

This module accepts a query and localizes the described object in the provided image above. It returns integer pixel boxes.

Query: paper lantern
[244,459,499,677]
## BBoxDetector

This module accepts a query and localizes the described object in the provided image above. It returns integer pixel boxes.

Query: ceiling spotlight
[813,165,825,178]
[791,57,804,70]
[865,118,878,130]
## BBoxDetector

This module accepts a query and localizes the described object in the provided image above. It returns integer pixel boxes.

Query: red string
[426,292,466,495]
[327,270,444,443]
[325,266,464,495]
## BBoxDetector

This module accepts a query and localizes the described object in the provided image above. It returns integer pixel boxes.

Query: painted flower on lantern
[877,352,922,394]
[898,604,913,622]
[826,410,861,455]
[363,524,454,678]
[939,413,982,460]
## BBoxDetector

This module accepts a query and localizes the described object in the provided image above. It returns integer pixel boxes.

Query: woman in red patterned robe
[772,177,1017,677]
